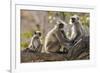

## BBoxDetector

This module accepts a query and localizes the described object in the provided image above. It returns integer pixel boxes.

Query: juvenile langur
[28,31,42,52]
[44,22,73,53]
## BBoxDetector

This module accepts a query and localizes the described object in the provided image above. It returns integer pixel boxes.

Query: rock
[21,48,89,63]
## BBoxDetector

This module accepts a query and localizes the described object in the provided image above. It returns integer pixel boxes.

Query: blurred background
[20,10,89,50]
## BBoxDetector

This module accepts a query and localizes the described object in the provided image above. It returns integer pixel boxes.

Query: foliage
[21,42,29,48]
[48,11,89,27]
[21,32,33,39]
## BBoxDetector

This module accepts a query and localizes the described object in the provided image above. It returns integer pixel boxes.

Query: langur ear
[77,17,79,20]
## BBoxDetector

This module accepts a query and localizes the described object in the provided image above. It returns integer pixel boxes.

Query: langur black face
[38,32,41,37]
[58,23,64,29]
[71,17,76,23]
[34,31,41,37]
[71,15,79,23]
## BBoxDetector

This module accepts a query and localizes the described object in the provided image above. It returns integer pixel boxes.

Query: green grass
[21,32,33,39]
[21,42,29,48]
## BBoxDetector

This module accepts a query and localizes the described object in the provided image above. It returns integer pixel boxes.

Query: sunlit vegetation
[21,42,29,49]
[48,11,89,27]
[21,32,33,39]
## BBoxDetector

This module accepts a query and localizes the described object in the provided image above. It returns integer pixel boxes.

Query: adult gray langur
[67,15,89,59]
[44,21,73,53]
[69,15,85,43]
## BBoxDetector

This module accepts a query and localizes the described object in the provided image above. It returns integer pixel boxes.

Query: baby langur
[28,31,42,52]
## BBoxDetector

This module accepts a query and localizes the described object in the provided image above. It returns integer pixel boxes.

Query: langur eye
[71,18,75,21]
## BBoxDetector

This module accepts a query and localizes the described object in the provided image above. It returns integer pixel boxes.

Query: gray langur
[67,15,89,59]
[28,31,42,52]
[44,22,73,53]
[69,15,85,43]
